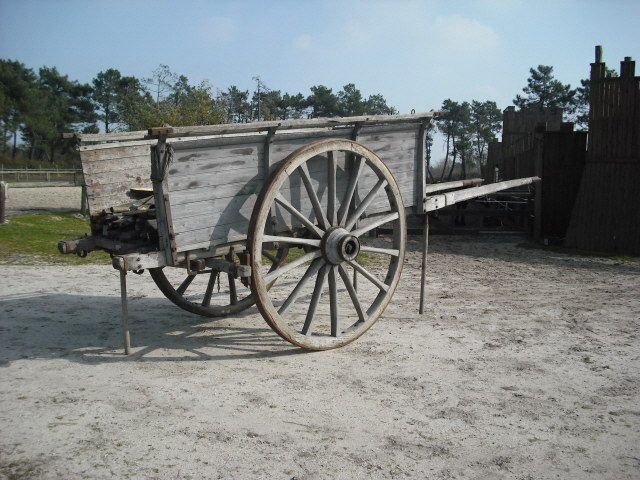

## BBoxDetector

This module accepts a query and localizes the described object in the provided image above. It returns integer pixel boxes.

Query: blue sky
[1,0,639,115]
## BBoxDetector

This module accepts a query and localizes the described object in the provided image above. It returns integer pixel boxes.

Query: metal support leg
[419,214,429,314]
[119,270,131,355]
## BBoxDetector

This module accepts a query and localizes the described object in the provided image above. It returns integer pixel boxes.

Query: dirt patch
[0,235,638,479]
[5,186,82,215]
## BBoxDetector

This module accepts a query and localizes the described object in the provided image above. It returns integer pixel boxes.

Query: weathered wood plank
[168,142,264,180]
[77,130,149,143]
[169,162,415,221]
[157,112,435,139]
[80,144,151,161]
[171,174,415,250]
[83,165,151,187]
[80,144,153,214]
[82,154,150,175]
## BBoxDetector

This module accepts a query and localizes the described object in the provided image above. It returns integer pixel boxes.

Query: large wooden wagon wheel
[248,139,406,350]
[149,247,288,317]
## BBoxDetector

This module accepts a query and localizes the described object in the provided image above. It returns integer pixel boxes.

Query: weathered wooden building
[485,106,587,242]
[564,48,640,255]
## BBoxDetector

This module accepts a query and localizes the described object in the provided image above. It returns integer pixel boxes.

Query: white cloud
[293,34,313,51]
[199,16,239,45]
[434,14,499,53]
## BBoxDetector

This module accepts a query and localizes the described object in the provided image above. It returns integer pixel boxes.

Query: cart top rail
[64,111,438,144]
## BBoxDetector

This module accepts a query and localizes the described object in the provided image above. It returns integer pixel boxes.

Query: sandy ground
[0,235,639,479]
[4,186,82,214]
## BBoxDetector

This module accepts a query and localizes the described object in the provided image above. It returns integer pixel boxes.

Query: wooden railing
[0,166,84,187]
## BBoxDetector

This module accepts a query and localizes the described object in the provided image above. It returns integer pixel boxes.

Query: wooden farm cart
[59,113,539,353]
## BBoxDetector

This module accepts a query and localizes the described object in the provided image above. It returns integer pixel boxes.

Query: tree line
[0,61,397,163]
[1,59,593,178]
[429,64,595,180]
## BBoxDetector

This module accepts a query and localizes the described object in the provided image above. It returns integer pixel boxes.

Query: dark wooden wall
[485,107,587,241]
[499,106,564,180]
[565,48,640,255]
[536,131,587,241]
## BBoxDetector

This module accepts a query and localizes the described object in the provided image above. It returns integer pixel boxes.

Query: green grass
[0,213,387,267]
[0,213,110,265]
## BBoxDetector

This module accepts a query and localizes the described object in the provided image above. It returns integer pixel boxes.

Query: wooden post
[264,127,277,234]
[533,131,543,241]
[0,181,7,224]
[419,214,429,314]
[80,185,88,215]
[119,270,131,355]
[350,124,361,292]
[595,45,603,63]
[591,45,605,81]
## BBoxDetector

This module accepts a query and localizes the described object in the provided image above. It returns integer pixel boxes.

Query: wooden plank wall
[538,131,587,240]
[79,141,153,214]
[166,125,420,252]
[484,140,502,181]
[491,106,564,181]
[565,53,640,255]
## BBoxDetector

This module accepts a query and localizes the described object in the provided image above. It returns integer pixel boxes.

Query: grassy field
[0,213,109,265]
[0,213,381,267]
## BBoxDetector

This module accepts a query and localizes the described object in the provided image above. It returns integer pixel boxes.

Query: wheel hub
[322,227,360,264]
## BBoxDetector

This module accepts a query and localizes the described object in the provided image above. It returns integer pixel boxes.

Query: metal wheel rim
[248,139,406,350]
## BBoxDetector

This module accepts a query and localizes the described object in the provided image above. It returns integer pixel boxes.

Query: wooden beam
[424,178,483,194]
[76,130,149,143]
[164,112,437,138]
[148,126,175,137]
[424,177,540,212]
[73,112,438,143]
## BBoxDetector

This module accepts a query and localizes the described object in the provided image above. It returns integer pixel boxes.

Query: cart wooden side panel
[165,124,421,253]
[79,142,153,214]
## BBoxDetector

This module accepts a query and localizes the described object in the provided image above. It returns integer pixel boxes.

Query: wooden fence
[485,107,587,242]
[0,166,84,187]
[564,47,640,255]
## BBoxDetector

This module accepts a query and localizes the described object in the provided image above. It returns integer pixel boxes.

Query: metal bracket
[185,251,251,278]
[185,251,205,275]
[205,258,251,278]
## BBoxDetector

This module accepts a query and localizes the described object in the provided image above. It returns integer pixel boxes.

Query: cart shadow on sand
[0,290,310,367]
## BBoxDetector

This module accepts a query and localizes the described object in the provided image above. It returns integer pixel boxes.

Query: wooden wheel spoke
[224,252,238,305]
[301,264,329,335]
[177,274,196,295]
[262,235,321,248]
[348,260,389,292]
[202,271,218,306]
[345,178,387,230]
[299,162,328,229]
[338,265,365,323]
[338,155,364,226]
[263,250,322,283]
[275,193,324,237]
[328,265,339,337]
[359,245,400,256]
[228,274,237,304]
[278,258,325,315]
[248,138,407,350]
[327,151,337,226]
[351,212,399,238]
